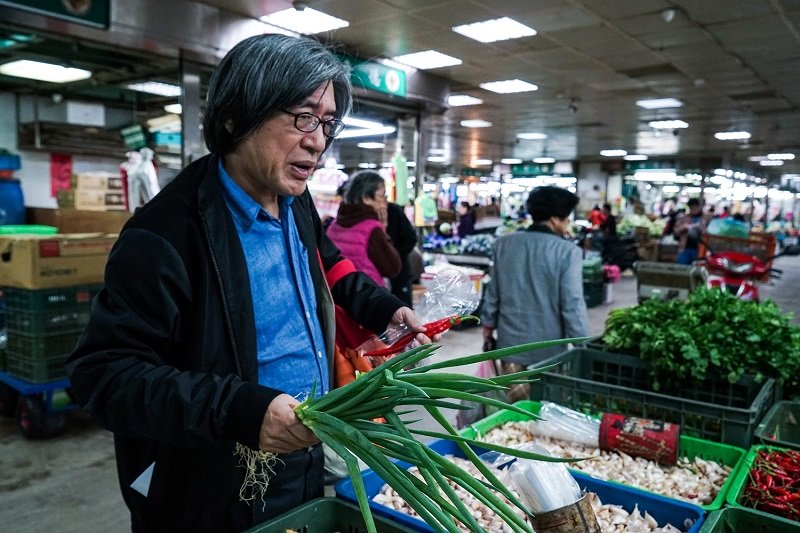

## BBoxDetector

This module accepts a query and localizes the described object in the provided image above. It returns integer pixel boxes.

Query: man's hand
[258,394,318,454]
[390,306,441,345]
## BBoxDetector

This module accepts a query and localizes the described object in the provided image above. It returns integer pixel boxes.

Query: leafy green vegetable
[602,288,800,397]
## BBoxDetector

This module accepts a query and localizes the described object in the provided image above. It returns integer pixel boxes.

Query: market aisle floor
[1,256,798,532]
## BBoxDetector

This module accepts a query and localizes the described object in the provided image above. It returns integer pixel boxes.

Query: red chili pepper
[363,314,479,358]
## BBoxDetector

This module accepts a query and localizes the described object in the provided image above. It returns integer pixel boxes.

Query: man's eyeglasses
[283,110,346,139]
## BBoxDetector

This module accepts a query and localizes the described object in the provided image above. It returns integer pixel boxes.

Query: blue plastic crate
[335,438,706,532]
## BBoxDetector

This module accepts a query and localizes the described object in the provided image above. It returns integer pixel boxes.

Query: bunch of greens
[603,288,800,394]
[295,337,587,533]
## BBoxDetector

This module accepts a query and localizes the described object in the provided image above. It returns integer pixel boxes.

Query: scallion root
[234,442,282,509]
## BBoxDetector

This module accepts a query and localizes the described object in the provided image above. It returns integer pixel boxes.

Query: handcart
[0,370,77,438]
[634,261,707,302]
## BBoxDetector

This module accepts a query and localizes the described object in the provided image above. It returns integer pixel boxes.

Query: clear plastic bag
[353,268,480,360]
[483,443,582,514]
[531,402,601,448]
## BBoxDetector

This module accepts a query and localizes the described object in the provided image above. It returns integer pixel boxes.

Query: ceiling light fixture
[391,50,461,70]
[600,149,628,157]
[0,59,91,83]
[337,125,397,139]
[343,116,384,129]
[501,158,523,165]
[767,153,795,160]
[661,8,677,23]
[533,157,556,164]
[473,159,493,166]
[649,120,689,129]
[452,17,537,43]
[358,163,378,169]
[460,119,492,128]
[357,142,385,149]
[714,131,751,140]
[480,79,538,94]
[447,94,483,107]
[624,154,649,161]
[259,7,349,34]
[636,98,682,109]
[517,132,548,140]
[127,81,182,97]
[427,156,447,163]
[164,103,182,114]
[760,160,784,166]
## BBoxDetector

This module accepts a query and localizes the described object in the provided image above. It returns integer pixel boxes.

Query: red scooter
[700,244,800,301]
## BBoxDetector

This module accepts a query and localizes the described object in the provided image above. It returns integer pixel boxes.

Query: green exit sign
[340,54,406,98]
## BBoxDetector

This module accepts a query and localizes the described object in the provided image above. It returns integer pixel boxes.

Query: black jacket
[66,154,404,532]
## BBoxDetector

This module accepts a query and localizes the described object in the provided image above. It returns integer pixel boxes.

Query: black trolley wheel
[16,395,67,439]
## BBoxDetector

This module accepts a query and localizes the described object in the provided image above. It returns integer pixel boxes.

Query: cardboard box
[27,208,131,234]
[0,233,117,289]
[71,172,123,190]
[57,189,127,211]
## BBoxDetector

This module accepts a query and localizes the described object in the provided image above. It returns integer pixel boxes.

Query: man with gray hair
[67,34,432,532]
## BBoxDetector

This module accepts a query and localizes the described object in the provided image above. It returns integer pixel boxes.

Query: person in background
[481,186,590,399]
[588,204,604,228]
[457,201,476,237]
[598,203,617,238]
[327,170,401,287]
[66,34,433,532]
[675,198,710,264]
[386,200,418,307]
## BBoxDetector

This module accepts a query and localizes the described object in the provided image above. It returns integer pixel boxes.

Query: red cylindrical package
[599,413,680,465]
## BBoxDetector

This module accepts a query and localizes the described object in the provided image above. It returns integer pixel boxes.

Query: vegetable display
[602,287,800,395]
[293,337,587,533]
[740,447,800,522]
[617,214,666,238]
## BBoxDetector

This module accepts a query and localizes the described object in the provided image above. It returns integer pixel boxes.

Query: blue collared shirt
[218,161,329,399]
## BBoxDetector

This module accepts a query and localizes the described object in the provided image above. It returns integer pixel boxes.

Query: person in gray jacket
[481,186,589,395]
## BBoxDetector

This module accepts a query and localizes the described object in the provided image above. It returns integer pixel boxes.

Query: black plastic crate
[6,351,68,382]
[3,284,102,313]
[529,347,776,448]
[584,280,604,308]
[6,331,82,359]
[6,307,91,336]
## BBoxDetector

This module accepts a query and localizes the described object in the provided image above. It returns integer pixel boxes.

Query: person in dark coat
[386,200,418,306]
[66,34,434,532]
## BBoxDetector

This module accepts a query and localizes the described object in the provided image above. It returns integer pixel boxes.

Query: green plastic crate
[3,284,102,313]
[460,400,747,511]
[6,307,91,336]
[528,348,776,448]
[753,401,800,450]
[700,508,800,532]
[7,331,82,359]
[726,444,800,526]
[246,497,417,533]
[584,280,604,307]
[6,351,68,382]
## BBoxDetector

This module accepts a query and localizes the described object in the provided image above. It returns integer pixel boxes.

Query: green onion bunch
[295,337,587,533]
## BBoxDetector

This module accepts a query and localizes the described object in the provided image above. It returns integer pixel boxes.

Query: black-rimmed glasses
[283,110,346,138]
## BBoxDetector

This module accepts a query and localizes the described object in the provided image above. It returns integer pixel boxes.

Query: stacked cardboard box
[56,171,126,211]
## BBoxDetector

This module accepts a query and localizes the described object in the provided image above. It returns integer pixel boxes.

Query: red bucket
[599,413,680,465]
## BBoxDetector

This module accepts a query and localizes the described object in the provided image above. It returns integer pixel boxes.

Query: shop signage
[510,162,555,176]
[623,159,677,172]
[0,0,109,28]
[460,168,484,177]
[340,54,406,98]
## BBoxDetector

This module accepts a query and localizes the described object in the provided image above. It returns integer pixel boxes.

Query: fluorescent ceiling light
[714,131,751,140]
[473,159,492,165]
[0,59,91,83]
[128,81,182,97]
[357,142,385,149]
[533,157,556,164]
[748,156,767,162]
[428,148,446,155]
[501,158,523,164]
[391,50,461,70]
[649,120,689,129]
[448,94,482,107]
[358,163,378,169]
[624,154,648,161]
[760,160,784,166]
[452,17,537,43]
[427,156,448,163]
[600,149,628,157]
[337,125,397,139]
[407,161,417,167]
[164,103,182,114]
[662,185,681,193]
[259,8,349,34]
[460,119,492,128]
[343,116,384,129]
[517,132,547,140]
[636,98,682,109]
[480,79,538,94]
[768,153,795,160]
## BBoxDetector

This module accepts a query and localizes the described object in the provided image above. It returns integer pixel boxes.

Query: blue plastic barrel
[0,179,25,225]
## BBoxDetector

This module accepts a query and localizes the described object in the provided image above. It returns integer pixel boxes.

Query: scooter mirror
[782,244,800,256]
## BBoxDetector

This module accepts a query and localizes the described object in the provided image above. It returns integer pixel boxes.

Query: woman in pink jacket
[326,171,401,286]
